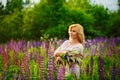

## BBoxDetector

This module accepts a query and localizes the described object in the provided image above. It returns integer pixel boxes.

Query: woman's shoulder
[75,43,84,49]
[63,40,70,44]
[75,43,84,53]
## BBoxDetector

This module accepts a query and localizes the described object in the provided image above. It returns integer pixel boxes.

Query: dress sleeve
[54,40,68,55]
[75,44,84,54]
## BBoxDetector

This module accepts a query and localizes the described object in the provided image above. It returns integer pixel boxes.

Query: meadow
[0,37,120,80]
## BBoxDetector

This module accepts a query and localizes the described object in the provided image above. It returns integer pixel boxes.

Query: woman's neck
[69,38,79,45]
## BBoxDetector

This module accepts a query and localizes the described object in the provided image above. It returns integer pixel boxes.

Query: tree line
[0,0,120,43]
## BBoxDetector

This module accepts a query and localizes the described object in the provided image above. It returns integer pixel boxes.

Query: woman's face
[69,27,78,39]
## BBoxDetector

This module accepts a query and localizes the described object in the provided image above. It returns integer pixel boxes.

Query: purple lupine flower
[116,37,120,44]
[98,56,105,80]
[90,45,96,56]
[38,53,41,67]
[86,64,89,75]
[85,39,91,48]
[117,68,120,76]
[61,65,66,80]
[112,62,116,80]
[19,75,24,80]
[33,52,37,62]
[27,41,33,50]
[40,56,45,80]
[25,55,30,79]
[25,64,30,79]
[90,56,94,79]
[33,41,41,48]
[20,64,25,79]
[0,45,4,53]
[57,66,62,80]
[97,43,101,54]
[47,41,55,80]
[106,48,112,57]
[45,41,49,53]
[13,72,18,80]
[20,55,28,79]
[48,41,55,57]
[1,70,6,80]
[21,54,30,79]
[12,41,23,54]
[41,41,46,49]
[7,39,15,50]
[48,56,54,80]
[56,55,66,80]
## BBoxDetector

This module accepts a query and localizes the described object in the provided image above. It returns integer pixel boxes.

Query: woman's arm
[54,40,68,57]
[54,51,66,57]
[54,51,66,64]
[54,52,62,57]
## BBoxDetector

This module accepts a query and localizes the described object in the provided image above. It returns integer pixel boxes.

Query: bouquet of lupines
[57,50,83,65]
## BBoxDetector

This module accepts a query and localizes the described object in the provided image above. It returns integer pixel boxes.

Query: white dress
[54,40,84,78]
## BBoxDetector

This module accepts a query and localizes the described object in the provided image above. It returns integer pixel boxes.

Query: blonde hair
[68,24,85,47]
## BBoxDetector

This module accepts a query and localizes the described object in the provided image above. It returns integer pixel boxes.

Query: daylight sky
[0,0,119,11]
[90,0,119,11]
[0,0,40,5]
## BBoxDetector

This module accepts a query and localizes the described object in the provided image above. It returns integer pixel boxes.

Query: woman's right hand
[56,56,63,64]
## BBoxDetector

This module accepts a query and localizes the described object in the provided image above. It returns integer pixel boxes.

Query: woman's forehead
[70,27,77,30]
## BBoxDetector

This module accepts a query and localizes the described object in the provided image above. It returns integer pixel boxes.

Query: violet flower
[112,62,116,80]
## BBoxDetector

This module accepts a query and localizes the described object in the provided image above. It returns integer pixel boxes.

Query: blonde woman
[54,24,85,79]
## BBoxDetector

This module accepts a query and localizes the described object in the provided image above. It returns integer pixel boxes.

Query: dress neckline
[68,40,81,46]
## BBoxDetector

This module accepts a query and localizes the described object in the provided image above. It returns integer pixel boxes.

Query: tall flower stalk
[0,38,119,79]
[48,41,54,80]
[57,65,65,80]
[98,56,105,80]
[112,61,116,80]
[40,56,45,80]
[48,56,54,80]
[90,56,94,80]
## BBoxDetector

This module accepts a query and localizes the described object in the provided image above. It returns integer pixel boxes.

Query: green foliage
[44,24,68,39]
[87,5,110,37]
[20,8,33,40]
[0,56,3,76]
[65,74,75,80]
[5,65,20,79]
[30,60,39,79]
[9,50,14,65]
[0,10,23,42]
[40,34,49,41]
[0,2,5,15]
[0,0,120,43]
[5,0,24,14]
[106,12,120,37]
[0,38,119,79]
[104,56,114,79]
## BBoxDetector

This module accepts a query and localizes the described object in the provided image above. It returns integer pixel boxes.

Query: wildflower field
[0,37,120,80]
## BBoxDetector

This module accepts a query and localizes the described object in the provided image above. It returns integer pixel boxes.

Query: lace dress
[54,40,84,78]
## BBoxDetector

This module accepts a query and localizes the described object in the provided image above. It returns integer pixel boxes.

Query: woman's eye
[72,30,76,32]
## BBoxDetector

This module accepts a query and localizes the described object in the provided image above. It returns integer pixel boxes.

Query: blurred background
[0,0,120,43]
[0,0,120,80]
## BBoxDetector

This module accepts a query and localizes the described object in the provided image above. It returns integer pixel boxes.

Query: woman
[54,24,85,78]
